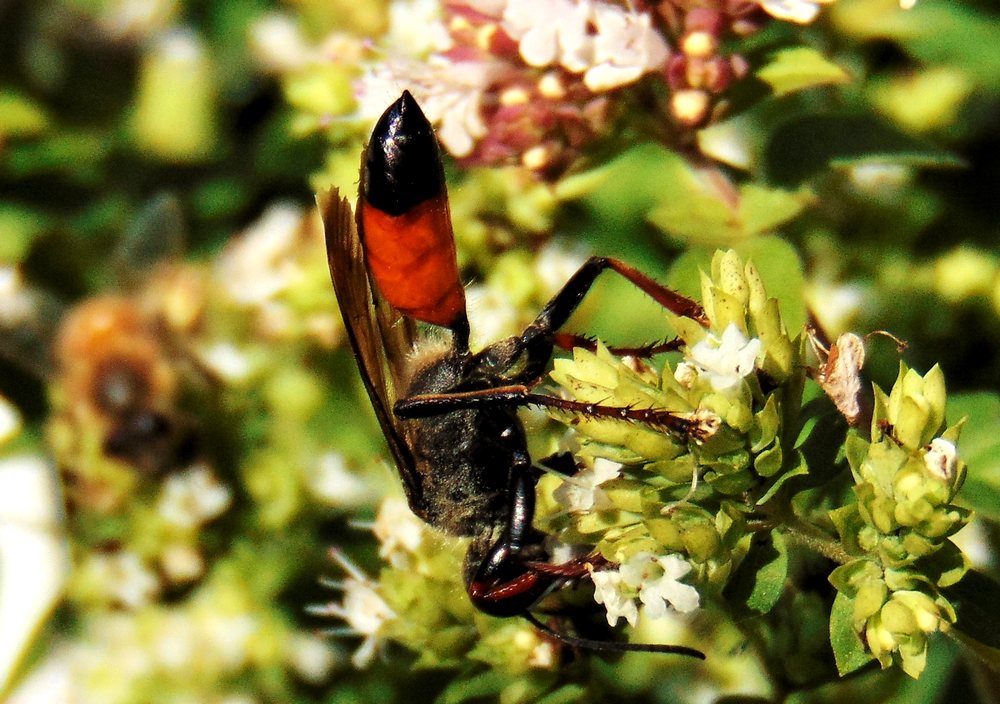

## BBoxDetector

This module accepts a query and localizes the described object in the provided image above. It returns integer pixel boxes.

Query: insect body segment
[322,90,707,657]
[359,91,468,333]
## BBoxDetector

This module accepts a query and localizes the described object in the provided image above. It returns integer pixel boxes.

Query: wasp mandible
[320,91,707,657]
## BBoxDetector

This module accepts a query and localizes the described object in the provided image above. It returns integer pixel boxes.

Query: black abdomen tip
[363,91,446,216]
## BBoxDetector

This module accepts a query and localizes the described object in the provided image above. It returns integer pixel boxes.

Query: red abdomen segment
[360,90,467,330]
[360,196,466,328]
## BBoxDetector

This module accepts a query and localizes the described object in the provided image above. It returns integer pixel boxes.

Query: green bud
[645,517,684,552]
[745,261,769,315]
[886,364,947,450]
[853,578,888,622]
[714,249,750,307]
[880,598,917,634]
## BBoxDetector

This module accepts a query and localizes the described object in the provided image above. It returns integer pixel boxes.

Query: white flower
[90,551,161,609]
[758,0,916,24]
[503,0,591,70]
[553,457,621,513]
[0,265,38,327]
[756,0,831,24]
[98,0,177,41]
[0,396,21,446]
[620,552,700,617]
[534,242,588,299]
[216,203,306,305]
[685,323,762,395]
[466,284,521,349]
[286,631,336,684]
[590,552,700,629]
[159,542,205,583]
[306,452,374,507]
[250,13,318,71]
[356,56,498,157]
[372,496,425,567]
[924,438,958,481]
[157,464,232,529]
[312,550,396,668]
[590,568,639,627]
[584,3,669,92]
[387,0,454,56]
[503,0,668,91]
[198,341,254,383]
[0,455,69,692]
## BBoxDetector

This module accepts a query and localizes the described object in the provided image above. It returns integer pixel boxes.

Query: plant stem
[781,517,853,565]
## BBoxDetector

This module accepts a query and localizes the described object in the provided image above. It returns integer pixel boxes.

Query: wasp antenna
[522,612,706,659]
[358,92,469,332]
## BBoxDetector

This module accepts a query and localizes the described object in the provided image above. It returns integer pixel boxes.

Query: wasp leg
[519,256,706,377]
[395,385,699,438]
[550,331,684,357]
[394,384,532,417]
[466,465,556,616]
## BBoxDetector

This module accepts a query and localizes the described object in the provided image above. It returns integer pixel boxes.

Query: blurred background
[0,0,998,702]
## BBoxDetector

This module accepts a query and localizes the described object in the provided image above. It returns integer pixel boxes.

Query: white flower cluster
[357,56,498,158]
[552,457,621,514]
[157,464,232,529]
[371,495,426,568]
[312,550,396,668]
[501,0,669,92]
[675,322,762,396]
[590,552,700,627]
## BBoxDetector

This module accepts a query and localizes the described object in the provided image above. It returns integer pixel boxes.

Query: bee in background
[321,92,710,656]
[0,196,201,508]
[54,296,198,482]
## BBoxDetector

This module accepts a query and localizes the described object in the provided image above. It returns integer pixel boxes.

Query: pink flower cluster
[358,1,764,177]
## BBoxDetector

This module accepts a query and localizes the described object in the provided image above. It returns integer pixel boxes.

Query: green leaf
[831,1,1000,92]
[763,114,965,187]
[943,570,1000,651]
[754,442,783,478]
[0,205,51,264]
[948,392,1000,521]
[723,529,788,614]
[756,449,809,505]
[647,172,811,247]
[757,47,852,97]
[739,184,814,239]
[571,144,688,222]
[434,671,508,704]
[0,90,49,138]
[535,685,587,704]
[830,591,875,676]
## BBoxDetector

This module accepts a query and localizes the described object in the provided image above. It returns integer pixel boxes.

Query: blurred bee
[53,295,197,478]
[0,196,200,504]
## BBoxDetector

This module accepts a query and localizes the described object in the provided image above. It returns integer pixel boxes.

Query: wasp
[320,91,706,657]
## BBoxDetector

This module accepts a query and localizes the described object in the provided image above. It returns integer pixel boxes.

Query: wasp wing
[318,189,426,517]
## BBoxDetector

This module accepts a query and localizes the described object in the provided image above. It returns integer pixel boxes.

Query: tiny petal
[687,323,762,395]
[756,0,828,24]
[372,496,425,565]
[924,438,958,481]
[590,568,639,627]
[157,464,232,529]
[553,457,621,513]
[584,3,669,92]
